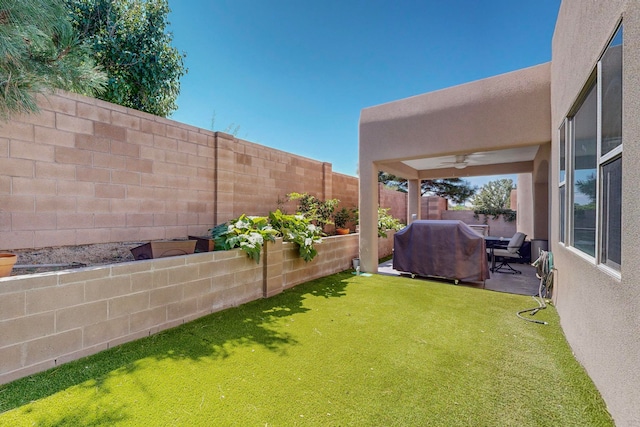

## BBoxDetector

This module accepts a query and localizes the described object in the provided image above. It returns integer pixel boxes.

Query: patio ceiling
[360,62,552,181]
[379,146,541,180]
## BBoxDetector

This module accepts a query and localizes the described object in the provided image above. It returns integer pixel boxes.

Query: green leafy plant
[210,215,278,263]
[377,208,405,238]
[473,208,517,223]
[65,0,187,117]
[0,0,107,121]
[269,210,323,262]
[211,211,324,263]
[287,192,338,232]
[333,207,352,230]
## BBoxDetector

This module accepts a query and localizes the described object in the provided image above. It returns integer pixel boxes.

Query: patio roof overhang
[358,62,552,273]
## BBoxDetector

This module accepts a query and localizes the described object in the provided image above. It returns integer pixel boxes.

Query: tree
[471,178,513,210]
[378,172,477,205]
[576,172,596,205]
[64,0,186,117]
[0,0,106,121]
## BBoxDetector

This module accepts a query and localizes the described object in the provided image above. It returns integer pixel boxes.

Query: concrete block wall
[421,196,448,220]
[0,91,364,251]
[441,210,516,238]
[0,92,217,250]
[379,184,408,223]
[282,234,359,289]
[0,247,263,385]
[225,136,329,219]
[332,172,359,209]
[378,230,396,259]
[0,233,394,385]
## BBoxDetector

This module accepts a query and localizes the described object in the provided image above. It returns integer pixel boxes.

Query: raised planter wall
[0,233,392,385]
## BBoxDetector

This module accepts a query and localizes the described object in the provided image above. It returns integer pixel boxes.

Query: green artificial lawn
[0,272,613,426]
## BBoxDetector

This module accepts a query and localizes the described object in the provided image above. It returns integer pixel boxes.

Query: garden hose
[516,250,553,325]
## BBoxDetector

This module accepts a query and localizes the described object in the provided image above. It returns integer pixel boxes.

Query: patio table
[485,236,509,272]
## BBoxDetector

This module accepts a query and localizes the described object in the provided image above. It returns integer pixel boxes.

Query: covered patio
[358,63,552,275]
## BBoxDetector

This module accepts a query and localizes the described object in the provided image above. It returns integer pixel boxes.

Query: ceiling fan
[439,153,486,169]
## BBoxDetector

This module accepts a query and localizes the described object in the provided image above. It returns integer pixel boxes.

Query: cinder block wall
[0,233,393,385]
[282,234,359,289]
[441,211,516,238]
[0,91,364,251]
[379,184,407,223]
[0,247,263,385]
[421,196,448,220]
[0,92,217,250]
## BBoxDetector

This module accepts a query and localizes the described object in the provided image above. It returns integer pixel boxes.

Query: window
[559,122,566,243]
[599,26,623,269]
[571,84,597,257]
[561,24,622,272]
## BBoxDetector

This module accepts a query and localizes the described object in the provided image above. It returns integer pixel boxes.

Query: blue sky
[167,0,561,188]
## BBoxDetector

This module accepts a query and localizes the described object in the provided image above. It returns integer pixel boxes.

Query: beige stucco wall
[516,173,534,239]
[551,1,640,425]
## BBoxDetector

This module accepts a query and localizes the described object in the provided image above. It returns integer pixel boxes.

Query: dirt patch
[9,242,144,276]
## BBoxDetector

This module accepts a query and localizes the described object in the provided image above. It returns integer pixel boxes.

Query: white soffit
[401,146,540,171]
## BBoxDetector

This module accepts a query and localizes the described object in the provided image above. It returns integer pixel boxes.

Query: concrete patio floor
[378,258,543,296]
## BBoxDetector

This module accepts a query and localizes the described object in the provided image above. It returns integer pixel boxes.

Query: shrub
[269,210,323,262]
[210,215,278,263]
[287,192,338,232]
[333,207,352,230]
[377,208,405,238]
[210,210,323,264]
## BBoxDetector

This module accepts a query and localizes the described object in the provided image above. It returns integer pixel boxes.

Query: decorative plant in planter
[333,207,352,235]
[210,211,323,264]
[377,207,405,238]
[269,210,323,262]
[287,192,338,234]
[210,215,278,263]
[351,208,405,238]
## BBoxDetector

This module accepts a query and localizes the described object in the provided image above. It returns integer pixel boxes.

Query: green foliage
[64,0,186,117]
[211,210,323,263]
[576,173,596,204]
[471,178,513,210]
[287,192,338,232]
[473,208,517,223]
[269,210,323,262]
[332,207,352,229]
[377,207,405,238]
[210,215,277,263]
[378,172,477,205]
[0,0,107,120]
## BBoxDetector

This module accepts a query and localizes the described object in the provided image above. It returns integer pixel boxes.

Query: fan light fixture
[453,161,468,169]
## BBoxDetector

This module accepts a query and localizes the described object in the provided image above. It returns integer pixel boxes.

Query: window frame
[560,22,622,277]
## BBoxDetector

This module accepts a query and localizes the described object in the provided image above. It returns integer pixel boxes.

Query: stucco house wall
[551,1,640,425]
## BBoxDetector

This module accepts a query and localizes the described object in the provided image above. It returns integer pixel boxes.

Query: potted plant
[333,207,351,235]
[0,253,17,277]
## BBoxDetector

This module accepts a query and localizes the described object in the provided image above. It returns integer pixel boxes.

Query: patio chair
[490,232,527,274]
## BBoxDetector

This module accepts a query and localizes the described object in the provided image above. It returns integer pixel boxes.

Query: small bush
[377,208,405,238]
[210,215,278,263]
[269,210,323,262]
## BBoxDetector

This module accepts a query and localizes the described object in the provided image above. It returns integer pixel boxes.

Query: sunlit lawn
[0,271,613,426]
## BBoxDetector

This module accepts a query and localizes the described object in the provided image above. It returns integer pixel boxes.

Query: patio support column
[359,161,379,273]
[408,179,421,223]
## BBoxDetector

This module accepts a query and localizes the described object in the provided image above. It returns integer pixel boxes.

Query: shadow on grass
[0,272,352,414]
